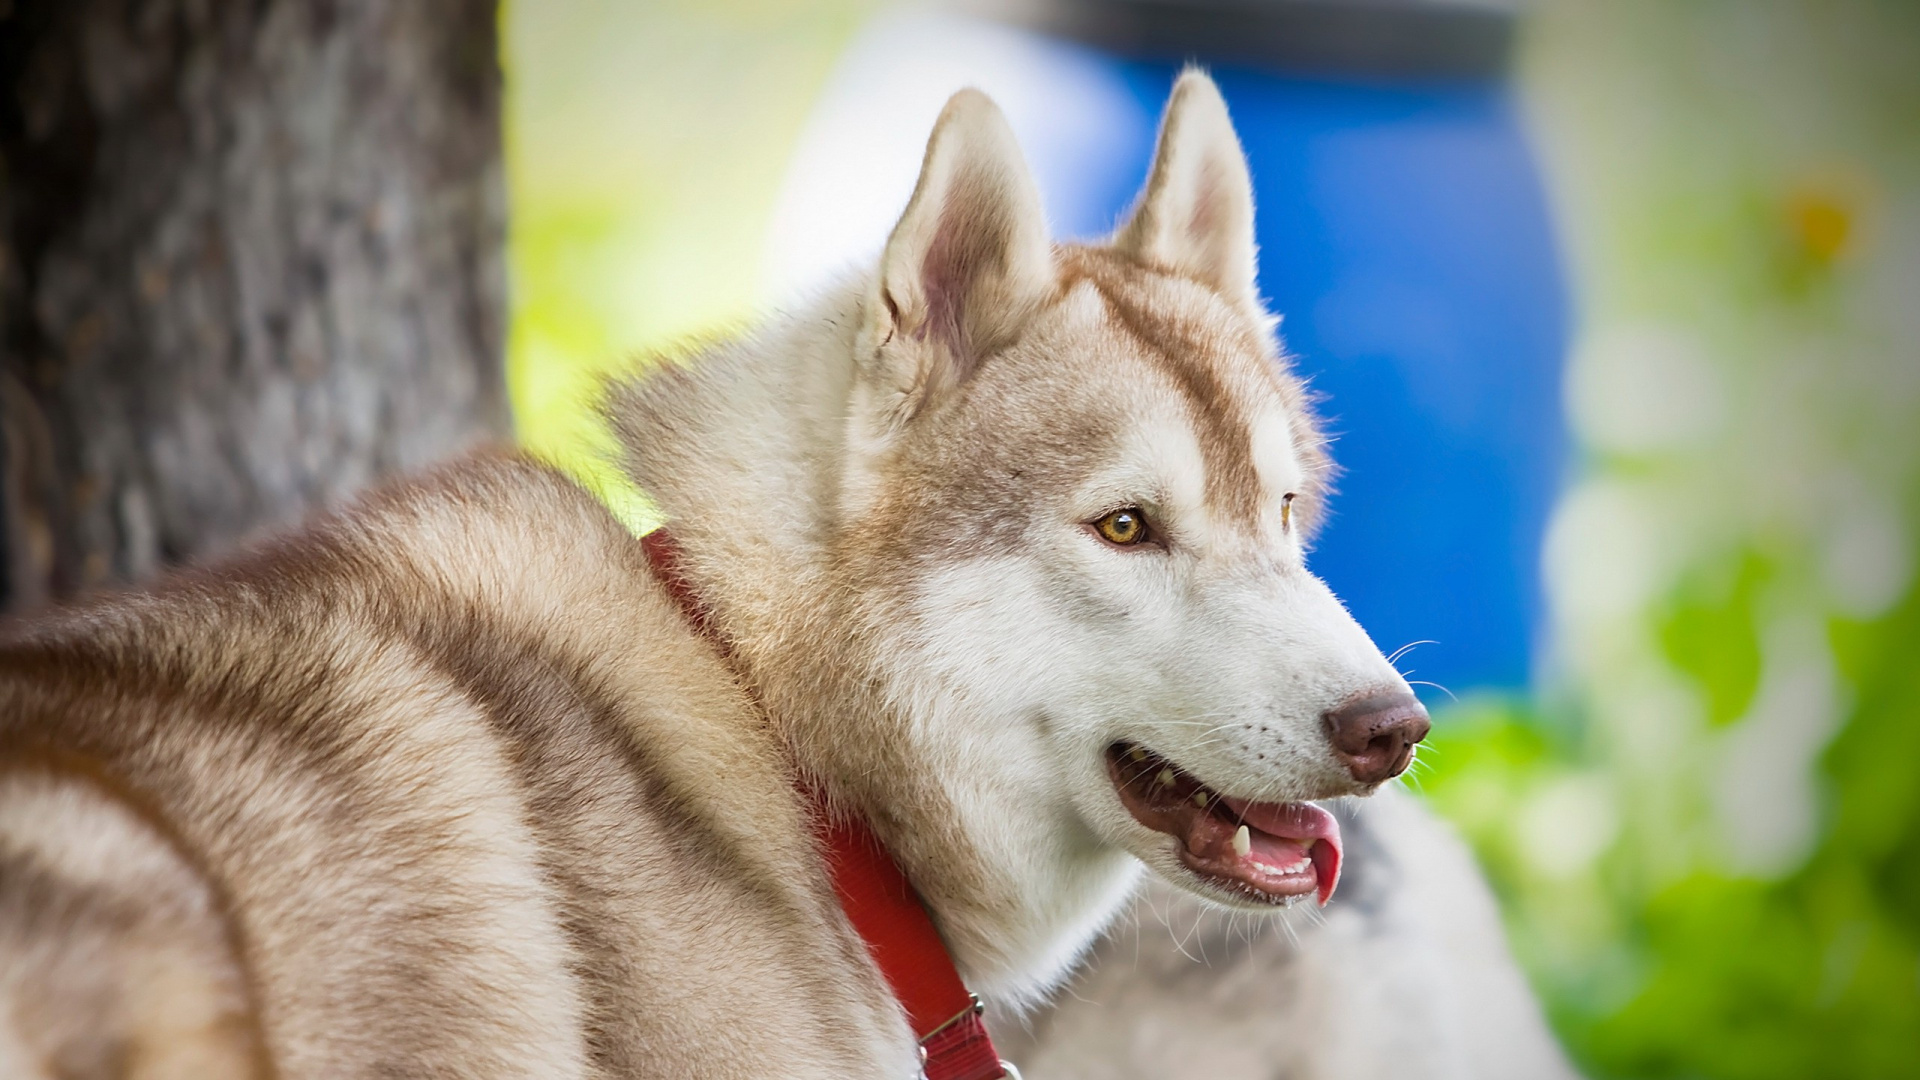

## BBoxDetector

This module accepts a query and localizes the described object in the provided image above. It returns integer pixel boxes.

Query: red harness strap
[640,529,1007,1080]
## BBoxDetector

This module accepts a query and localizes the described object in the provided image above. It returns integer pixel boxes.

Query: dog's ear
[865,89,1054,424]
[1115,70,1260,317]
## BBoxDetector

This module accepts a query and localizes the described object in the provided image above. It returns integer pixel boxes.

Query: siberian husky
[1,71,1530,1078]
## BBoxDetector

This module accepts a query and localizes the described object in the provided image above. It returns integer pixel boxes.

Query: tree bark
[0,0,507,612]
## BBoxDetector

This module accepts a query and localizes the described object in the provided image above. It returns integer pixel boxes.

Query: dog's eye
[1282,493,1296,532]
[1093,507,1149,546]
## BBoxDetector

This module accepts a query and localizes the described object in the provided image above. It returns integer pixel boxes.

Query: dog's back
[0,453,900,1079]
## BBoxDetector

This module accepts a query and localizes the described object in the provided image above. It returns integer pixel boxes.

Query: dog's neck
[611,279,1139,1006]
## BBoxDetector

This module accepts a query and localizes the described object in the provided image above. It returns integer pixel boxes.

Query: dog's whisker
[1405,679,1458,703]
[1385,639,1438,666]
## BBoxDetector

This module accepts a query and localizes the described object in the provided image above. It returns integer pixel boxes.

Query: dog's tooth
[1232,825,1251,858]
[1192,791,1209,809]
[1129,746,1147,762]
[1157,767,1176,788]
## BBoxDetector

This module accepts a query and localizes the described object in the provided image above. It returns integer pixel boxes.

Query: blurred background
[503,1,1920,1077]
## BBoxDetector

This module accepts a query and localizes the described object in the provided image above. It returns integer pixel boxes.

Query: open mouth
[1107,743,1342,906]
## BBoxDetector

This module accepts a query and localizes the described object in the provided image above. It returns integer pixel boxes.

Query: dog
[4,71,1466,1078]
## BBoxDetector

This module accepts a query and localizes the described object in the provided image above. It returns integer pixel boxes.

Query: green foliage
[1450,4,1920,1075]
[1586,870,1912,1080]
[1656,552,1769,728]
[1422,576,1920,1079]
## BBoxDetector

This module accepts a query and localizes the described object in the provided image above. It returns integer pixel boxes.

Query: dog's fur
[3,73,1477,1078]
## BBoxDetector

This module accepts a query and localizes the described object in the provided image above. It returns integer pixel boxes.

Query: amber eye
[1282,493,1296,532]
[1093,507,1149,546]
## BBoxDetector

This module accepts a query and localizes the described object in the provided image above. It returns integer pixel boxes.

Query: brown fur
[0,453,910,1079]
[1057,246,1333,536]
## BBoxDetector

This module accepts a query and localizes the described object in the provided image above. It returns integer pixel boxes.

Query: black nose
[1322,690,1430,784]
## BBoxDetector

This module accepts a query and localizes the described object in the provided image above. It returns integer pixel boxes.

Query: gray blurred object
[994,790,1579,1079]
[979,0,1516,78]
[0,0,508,611]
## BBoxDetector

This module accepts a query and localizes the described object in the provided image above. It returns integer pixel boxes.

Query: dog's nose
[1322,690,1430,784]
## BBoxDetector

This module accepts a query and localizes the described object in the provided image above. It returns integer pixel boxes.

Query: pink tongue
[1219,798,1344,905]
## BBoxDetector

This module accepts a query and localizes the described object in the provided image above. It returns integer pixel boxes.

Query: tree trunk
[0,0,507,612]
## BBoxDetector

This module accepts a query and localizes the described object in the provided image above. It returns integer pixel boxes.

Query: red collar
[640,528,1009,1080]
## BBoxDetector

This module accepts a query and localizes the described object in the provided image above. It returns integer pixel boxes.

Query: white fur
[617,72,1415,1011]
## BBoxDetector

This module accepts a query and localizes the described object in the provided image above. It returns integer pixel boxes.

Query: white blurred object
[1712,616,1845,877]
[1566,323,1726,454]
[1544,477,1684,626]
[1517,773,1619,881]
[760,8,1148,308]
[1821,491,1913,619]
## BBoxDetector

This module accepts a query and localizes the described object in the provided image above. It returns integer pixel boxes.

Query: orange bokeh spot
[1786,190,1853,263]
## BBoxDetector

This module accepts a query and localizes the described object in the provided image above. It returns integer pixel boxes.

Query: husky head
[817,71,1431,990]
[620,70,1428,1003]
